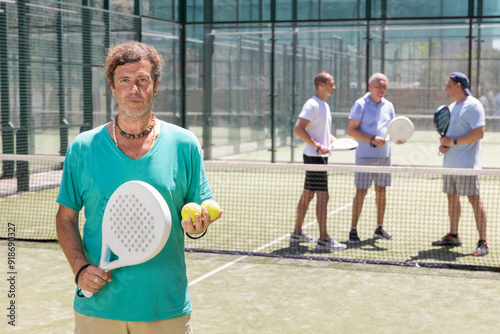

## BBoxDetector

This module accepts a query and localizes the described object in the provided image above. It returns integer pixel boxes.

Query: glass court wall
[1,0,500,163]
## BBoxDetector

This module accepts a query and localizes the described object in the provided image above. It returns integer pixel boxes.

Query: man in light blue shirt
[432,72,488,256]
[347,73,405,243]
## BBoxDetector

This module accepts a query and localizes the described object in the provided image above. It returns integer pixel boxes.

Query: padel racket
[434,105,451,155]
[82,181,171,298]
[329,138,358,151]
[370,116,414,147]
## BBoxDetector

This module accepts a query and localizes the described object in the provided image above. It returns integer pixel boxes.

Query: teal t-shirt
[57,121,213,321]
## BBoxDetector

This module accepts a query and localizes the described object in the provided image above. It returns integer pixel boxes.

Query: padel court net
[1,154,499,271]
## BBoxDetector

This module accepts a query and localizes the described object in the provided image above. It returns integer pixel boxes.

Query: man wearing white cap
[432,72,488,256]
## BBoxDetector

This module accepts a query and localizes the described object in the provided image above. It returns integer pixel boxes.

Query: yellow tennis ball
[201,199,221,220]
[181,203,201,222]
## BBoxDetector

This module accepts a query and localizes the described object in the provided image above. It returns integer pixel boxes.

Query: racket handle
[81,289,94,298]
[80,269,109,298]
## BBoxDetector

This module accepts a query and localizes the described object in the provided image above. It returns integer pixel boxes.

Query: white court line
[188,256,249,286]
[188,197,368,287]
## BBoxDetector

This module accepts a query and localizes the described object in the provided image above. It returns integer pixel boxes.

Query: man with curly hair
[56,41,222,333]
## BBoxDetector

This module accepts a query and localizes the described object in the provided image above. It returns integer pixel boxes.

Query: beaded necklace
[112,114,157,147]
[115,114,156,139]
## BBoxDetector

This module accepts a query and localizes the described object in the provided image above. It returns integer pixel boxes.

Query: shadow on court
[271,237,389,256]
[344,237,390,251]
[408,247,471,262]
[271,243,310,256]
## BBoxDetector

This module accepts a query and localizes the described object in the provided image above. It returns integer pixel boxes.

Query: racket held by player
[434,105,451,156]
[81,181,172,298]
[329,138,359,151]
[370,116,414,147]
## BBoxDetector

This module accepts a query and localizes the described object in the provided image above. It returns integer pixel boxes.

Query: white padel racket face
[329,138,358,151]
[82,181,171,298]
[385,116,414,142]
[101,181,171,271]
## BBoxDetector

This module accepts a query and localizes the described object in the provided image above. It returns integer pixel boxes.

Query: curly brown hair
[105,41,164,88]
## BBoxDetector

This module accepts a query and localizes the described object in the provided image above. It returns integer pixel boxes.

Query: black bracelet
[186,229,208,239]
[77,289,85,298]
[74,263,91,285]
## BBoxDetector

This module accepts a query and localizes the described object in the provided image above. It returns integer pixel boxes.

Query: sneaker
[349,229,361,244]
[373,227,392,240]
[431,234,462,247]
[316,236,347,251]
[290,232,317,243]
[474,240,489,257]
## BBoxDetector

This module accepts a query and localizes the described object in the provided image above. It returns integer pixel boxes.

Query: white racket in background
[82,181,171,298]
[370,116,414,147]
[329,138,359,151]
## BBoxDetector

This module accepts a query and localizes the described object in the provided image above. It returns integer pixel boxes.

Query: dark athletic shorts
[303,154,328,192]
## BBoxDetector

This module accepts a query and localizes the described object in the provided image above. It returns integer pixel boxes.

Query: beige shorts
[442,175,480,196]
[75,312,192,334]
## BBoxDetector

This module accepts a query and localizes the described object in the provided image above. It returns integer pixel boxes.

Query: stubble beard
[117,97,155,119]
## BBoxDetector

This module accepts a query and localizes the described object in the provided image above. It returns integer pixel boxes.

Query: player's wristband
[75,263,91,285]
[369,136,376,143]
[316,145,322,153]
[186,229,208,239]
[453,138,458,145]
